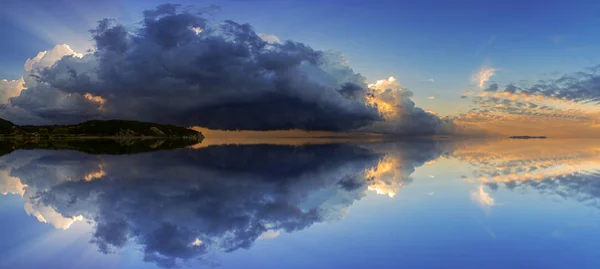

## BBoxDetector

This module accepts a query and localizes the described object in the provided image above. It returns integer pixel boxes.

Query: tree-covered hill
[0,119,204,140]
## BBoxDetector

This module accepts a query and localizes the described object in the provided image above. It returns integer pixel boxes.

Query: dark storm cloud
[2,140,450,267]
[4,4,381,131]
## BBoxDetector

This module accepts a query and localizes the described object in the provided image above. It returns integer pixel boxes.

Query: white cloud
[190,238,203,246]
[471,185,495,209]
[0,77,25,104]
[428,96,436,100]
[24,44,83,72]
[258,33,281,43]
[472,67,497,89]
[191,26,203,35]
[257,230,281,240]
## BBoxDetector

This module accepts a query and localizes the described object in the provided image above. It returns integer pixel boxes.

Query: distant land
[509,136,547,139]
[0,118,204,140]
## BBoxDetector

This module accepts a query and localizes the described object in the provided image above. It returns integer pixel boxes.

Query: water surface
[1,138,600,268]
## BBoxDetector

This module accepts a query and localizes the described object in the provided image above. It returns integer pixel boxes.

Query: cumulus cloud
[356,76,454,135]
[1,4,382,131]
[24,44,83,72]
[0,78,24,104]
[0,4,457,137]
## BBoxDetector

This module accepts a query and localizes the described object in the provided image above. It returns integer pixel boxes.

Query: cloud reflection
[0,140,447,267]
[455,139,600,210]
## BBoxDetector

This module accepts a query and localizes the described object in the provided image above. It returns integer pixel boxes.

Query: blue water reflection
[1,139,600,268]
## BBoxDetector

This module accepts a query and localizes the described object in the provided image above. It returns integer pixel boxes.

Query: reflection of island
[0,140,447,268]
[7,139,202,155]
[509,136,547,139]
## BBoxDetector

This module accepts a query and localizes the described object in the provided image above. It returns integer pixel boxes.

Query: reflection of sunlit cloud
[1,161,84,229]
[471,185,495,208]
[24,201,84,230]
[0,169,26,196]
[454,139,600,183]
[84,163,106,181]
[190,238,203,246]
[190,26,203,35]
[454,139,600,211]
[365,156,402,198]
[257,230,281,240]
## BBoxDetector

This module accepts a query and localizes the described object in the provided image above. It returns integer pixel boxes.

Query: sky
[2,0,600,136]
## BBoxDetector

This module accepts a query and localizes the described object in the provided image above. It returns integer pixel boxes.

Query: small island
[509,136,547,139]
[0,118,205,155]
[0,118,204,140]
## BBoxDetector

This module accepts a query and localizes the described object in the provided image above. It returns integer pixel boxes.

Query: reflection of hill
[0,138,200,155]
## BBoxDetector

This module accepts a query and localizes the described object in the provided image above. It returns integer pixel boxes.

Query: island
[0,118,204,140]
[509,136,547,139]
[0,118,204,155]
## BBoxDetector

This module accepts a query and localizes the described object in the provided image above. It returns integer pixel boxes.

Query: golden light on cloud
[84,93,106,111]
[456,84,600,137]
[0,77,25,104]
[365,76,408,119]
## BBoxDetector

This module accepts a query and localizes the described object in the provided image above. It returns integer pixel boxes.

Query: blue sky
[2,0,600,128]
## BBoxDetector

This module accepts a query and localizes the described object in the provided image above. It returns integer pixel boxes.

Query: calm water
[1,138,600,269]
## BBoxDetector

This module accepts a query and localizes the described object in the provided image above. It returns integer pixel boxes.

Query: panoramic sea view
[3,0,600,268]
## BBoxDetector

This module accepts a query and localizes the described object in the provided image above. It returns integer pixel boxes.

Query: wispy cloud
[472,66,497,89]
